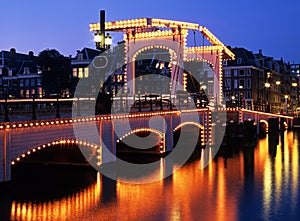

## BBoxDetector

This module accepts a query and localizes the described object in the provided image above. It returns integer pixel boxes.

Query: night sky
[1,0,299,63]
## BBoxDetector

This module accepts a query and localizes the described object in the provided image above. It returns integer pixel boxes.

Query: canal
[1,130,300,221]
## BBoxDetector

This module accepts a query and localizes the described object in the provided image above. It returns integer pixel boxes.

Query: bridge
[0,105,294,183]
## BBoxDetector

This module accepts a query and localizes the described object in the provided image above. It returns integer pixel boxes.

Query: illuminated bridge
[0,107,294,183]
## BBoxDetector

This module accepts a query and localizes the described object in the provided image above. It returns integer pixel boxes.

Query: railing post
[160,95,163,110]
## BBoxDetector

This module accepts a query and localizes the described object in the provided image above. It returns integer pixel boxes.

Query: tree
[37,49,71,97]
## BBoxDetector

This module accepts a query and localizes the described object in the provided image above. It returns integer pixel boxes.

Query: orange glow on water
[8,131,300,220]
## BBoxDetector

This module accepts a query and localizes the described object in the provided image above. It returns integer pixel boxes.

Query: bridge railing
[1,93,210,122]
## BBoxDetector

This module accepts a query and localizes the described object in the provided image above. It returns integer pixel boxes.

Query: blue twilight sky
[0,0,300,63]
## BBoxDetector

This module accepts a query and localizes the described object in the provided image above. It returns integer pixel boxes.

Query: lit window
[78,68,83,78]
[84,67,89,78]
[72,68,78,77]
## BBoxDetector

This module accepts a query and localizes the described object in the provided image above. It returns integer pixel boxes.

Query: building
[223,47,265,111]
[71,44,126,97]
[0,48,42,99]
[223,48,299,113]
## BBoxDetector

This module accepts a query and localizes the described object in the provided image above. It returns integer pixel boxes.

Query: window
[24,67,30,75]
[77,53,83,60]
[224,70,231,77]
[223,60,228,66]
[84,67,89,78]
[78,68,83,78]
[8,69,12,76]
[239,70,245,76]
[72,68,78,77]
[0,78,2,85]
[225,79,231,90]
[247,69,251,76]
[239,79,245,88]
[31,79,35,86]
[234,79,238,89]
[247,79,251,89]
[237,57,242,64]
[233,70,238,77]
[0,69,2,75]
[25,79,29,87]
[20,79,24,87]
[247,91,251,99]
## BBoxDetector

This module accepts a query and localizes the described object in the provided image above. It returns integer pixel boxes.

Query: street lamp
[265,82,271,112]
[94,31,102,50]
[105,33,112,49]
[285,95,289,114]
[238,85,243,109]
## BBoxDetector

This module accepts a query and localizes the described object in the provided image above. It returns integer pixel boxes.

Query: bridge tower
[90,16,235,106]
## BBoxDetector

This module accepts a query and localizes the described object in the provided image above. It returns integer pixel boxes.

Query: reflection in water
[3,131,300,220]
[262,131,299,220]
[10,173,101,221]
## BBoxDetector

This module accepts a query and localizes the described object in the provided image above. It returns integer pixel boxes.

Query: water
[1,130,300,221]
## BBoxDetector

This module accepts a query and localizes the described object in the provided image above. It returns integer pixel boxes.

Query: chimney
[28,51,34,59]
[259,49,262,55]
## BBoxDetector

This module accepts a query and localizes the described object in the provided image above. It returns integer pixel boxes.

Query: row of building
[0,46,299,113]
[223,48,299,113]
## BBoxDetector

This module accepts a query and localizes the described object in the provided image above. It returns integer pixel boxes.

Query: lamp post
[285,95,289,114]
[105,33,112,49]
[94,32,102,50]
[32,94,37,120]
[238,85,243,109]
[292,82,298,113]
[265,82,271,112]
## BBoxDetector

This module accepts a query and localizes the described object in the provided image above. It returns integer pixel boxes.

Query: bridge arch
[116,128,165,153]
[259,120,269,134]
[11,139,102,166]
[173,122,205,147]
